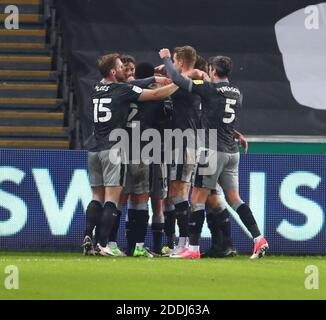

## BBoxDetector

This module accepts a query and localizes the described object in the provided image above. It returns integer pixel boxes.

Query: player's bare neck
[101,77,115,84]
[181,66,193,75]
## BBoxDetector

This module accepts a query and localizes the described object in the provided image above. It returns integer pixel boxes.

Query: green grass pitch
[0,252,325,300]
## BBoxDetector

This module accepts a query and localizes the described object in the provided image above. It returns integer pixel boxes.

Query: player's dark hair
[209,56,233,78]
[97,53,120,78]
[173,46,197,68]
[120,54,136,65]
[135,62,155,79]
[194,55,208,73]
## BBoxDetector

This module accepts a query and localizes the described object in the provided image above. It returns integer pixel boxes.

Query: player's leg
[88,186,104,239]
[129,193,152,257]
[83,152,104,255]
[127,162,153,257]
[203,189,237,258]
[173,151,222,258]
[162,197,176,255]
[162,164,176,254]
[220,152,268,259]
[151,198,164,254]
[168,179,191,253]
[107,192,128,256]
[96,149,126,256]
[122,166,135,255]
[150,164,167,255]
[170,186,209,259]
[168,152,195,255]
[96,186,122,256]
[83,186,104,256]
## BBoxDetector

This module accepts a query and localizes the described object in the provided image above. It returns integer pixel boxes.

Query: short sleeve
[120,83,143,102]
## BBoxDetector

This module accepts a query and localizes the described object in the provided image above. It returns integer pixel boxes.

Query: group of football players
[82,46,269,259]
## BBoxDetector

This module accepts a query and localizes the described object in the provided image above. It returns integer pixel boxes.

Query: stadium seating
[0,0,71,149]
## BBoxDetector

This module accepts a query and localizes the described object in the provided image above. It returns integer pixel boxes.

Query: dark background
[56,0,326,144]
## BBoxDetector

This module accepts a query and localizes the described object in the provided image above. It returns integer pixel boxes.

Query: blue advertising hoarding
[0,149,325,254]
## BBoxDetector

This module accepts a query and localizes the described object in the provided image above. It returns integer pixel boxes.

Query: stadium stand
[0,0,79,149]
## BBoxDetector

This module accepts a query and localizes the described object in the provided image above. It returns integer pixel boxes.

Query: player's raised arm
[159,48,193,92]
[159,48,210,99]
[137,83,178,101]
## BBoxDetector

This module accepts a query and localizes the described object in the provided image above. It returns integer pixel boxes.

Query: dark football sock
[189,209,205,246]
[236,203,261,239]
[98,201,118,247]
[126,209,137,255]
[108,209,122,242]
[217,209,233,249]
[152,222,164,254]
[206,210,223,252]
[84,200,102,239]
[134,209,149,244]
[163,209,176,249]
[174,201,190,238]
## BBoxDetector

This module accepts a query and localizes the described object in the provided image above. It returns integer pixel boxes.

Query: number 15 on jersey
[93,98,112,123]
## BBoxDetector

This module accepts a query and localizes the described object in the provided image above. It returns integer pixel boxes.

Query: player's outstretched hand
[159,48,171,59]
[155,76,172,85]
[234,131,248,154]
[154,64,166,74]
[184,69,210,81]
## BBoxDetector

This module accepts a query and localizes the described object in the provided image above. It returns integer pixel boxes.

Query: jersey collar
[100,78,113,84]
[215,79,229,84]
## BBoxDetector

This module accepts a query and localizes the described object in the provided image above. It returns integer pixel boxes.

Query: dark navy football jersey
[126,98,172,162]
[87,81,142,151]
[191,80,242,153]
[170,88,201,131]
[126,100,164,132]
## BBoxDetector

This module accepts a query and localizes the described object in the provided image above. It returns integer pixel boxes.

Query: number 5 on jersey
[223,98,236,124]
[93,98,112,122]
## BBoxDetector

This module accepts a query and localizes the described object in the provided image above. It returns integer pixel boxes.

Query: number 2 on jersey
[93,98,112,123]
[223,98,236,124]
[126,103,138,128]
